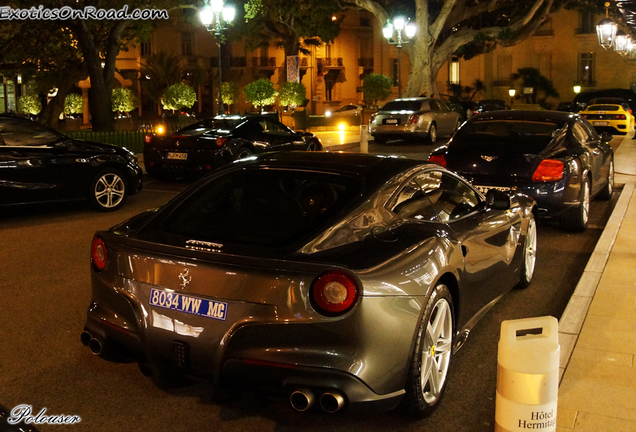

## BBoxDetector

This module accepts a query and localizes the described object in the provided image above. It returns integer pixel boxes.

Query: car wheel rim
[420,297,452,404]
[430,125,437,142]
[95,173,125,208]
[608,162,614,195]
[582,181,590,224]
[237,149,252,159]
[307,143,317,151]
[524,219,537,282]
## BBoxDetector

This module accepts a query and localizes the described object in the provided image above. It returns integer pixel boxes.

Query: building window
[536,54,552,79]
[325,80,335,101]
[140,41,151,57]
[497,54,512,81]
[577,10,596,34]
[449,56,460,84]
[181,32,193,56]
[577,53,595,84]
[392,58,399,86]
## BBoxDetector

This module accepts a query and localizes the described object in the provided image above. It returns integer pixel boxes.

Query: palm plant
[140,51,183,115]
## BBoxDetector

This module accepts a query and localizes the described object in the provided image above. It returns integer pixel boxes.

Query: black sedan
[429,110,614,231]
[82,151,536,417]
[0,114,143,211]
[143,114,323,179]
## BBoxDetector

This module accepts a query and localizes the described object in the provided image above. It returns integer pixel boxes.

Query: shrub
[161,82,197,111]
[112,88,138,115]
[222,81,240,107]
[244,79,278,111]
[278,81,306,109]
[362,73,392,108]
[17,95,42,115]
[64,93,84,115]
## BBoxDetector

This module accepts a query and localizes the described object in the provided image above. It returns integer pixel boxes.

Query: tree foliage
[362,73,392,108]
[17,95,42,116]
[278,82,306,108]
[511,67,559,104]
[112,88,138,114]
[140,51,183,114]
[161,83,197,112]
[244,79,278,111]
[64,94,84,115]
[222,82,241,106]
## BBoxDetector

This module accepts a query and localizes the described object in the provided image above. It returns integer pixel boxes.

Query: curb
[557,179,636,382]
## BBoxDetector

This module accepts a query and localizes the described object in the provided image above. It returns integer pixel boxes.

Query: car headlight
[123,148,138,164]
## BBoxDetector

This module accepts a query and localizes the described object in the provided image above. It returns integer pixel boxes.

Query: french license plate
[149,288,227,321]
[167,152,188,160]
[385,118,399,124]
[593,121,609,126]
[474,185,511,194]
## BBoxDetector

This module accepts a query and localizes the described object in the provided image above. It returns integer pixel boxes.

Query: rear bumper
[143,148,229,177]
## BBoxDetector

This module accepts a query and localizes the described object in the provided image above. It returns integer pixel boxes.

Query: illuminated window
[449,56,460,84]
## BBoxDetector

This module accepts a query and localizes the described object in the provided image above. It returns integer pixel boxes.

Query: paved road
[0,142,617,432]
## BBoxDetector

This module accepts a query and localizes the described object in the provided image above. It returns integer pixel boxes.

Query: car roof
[471,110,575,122]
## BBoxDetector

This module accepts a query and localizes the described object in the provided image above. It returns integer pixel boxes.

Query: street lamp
[573,85,582,94]
[200,0,235,115]
[614,30,631,55]
[383,17,416,98]
[508,88,516,106]
[597,2,618,49]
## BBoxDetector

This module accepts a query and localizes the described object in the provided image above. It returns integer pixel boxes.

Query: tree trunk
[38,68,84,129]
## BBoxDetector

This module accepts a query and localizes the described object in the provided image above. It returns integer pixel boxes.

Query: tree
[341,0,564,96]
[112,88,138,116]
[240,0,342,80]
[222,82,240,112]
[140,51,184,116]
[278,82,306,110]
[511,67,559,105]
[362,73,392,108]
[17,95,42,116]
[64,94,85,116]
[244,79,278,112]
[161,83,197,112]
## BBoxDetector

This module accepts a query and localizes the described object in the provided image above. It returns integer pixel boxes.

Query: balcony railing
[318,57,344,67]
[231,57,247,67]
[252,57,277,67]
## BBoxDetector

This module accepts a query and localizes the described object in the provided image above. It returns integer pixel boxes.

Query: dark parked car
[473,99,509,114]
[429,110,614,231]
[0,114,142,211]
[369,97,462,144]
[82,152,537,417]
[143,114,323,179]
[573,88,636,112]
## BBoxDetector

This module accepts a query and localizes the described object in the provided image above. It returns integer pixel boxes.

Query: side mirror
[600,131,613,143]
[485,189,511,211]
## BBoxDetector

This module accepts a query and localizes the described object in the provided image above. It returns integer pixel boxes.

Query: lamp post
[508,88,516,107]
[200,0,235,116]
[383,17,416,98]
[573,85,582,94]
[597,2,618,49]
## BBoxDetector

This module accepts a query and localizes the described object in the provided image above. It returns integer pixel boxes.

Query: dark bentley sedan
[82,152,537,417]
[143,114,323,179]
[0,115,143,211]
[429,110,614,231]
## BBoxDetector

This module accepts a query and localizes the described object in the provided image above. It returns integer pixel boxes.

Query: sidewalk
[556,137,636,431]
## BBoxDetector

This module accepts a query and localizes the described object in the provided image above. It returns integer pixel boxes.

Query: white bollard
[359,125,368,153]
[495,316,560,432]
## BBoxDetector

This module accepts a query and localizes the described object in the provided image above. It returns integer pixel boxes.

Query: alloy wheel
[420,297,452,404]
[524,218,537,283]
[94,173,125,209]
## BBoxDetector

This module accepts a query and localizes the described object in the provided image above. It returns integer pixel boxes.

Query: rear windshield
[380,100,424,112]
[587,105,620,111]
[180,118,245,132]
[453,119,566,152]
[161,168,362,247]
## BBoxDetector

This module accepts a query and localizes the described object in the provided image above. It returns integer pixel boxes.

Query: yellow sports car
[579,99,635,136]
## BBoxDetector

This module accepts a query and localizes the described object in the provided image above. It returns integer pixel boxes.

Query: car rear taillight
[216,137,227,147]
[408,115,420,124]
[144,134,152,144]
[581,114,587,119]
[532,159,565,182]
[310,271,359,316]
[91,236,108,271]
[615,114,627,120]
[370,113,377,124]
[429,154,447,167]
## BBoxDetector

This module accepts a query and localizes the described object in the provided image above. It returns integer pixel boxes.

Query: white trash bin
[495,316,560,432]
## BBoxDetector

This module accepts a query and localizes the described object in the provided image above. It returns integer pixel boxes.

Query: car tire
[88,168,127,212]
[597,159,614,201]
[561,177,590,232]
[234,146,253,160]
[305,140,320,151]
[427,123,437,144]
[404,283,454,418]
[516,215,537,289]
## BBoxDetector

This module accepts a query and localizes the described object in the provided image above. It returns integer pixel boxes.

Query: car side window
[422,172,482,222]
[572,123,590,144]
[429,100,441,112]
[261,120,291,135]
[390,172,441,222]
[0,118,60,146]
[578,119,599,141]
[436,99,451,113]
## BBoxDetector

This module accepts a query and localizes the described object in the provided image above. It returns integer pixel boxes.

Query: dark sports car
[429,110,614,231]
[82,152,536,416]
[143,114,323,179]
[0,114,142,211]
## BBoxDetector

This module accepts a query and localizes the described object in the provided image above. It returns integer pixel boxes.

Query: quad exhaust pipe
[290,388,345,413]
[81,331,104,356]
